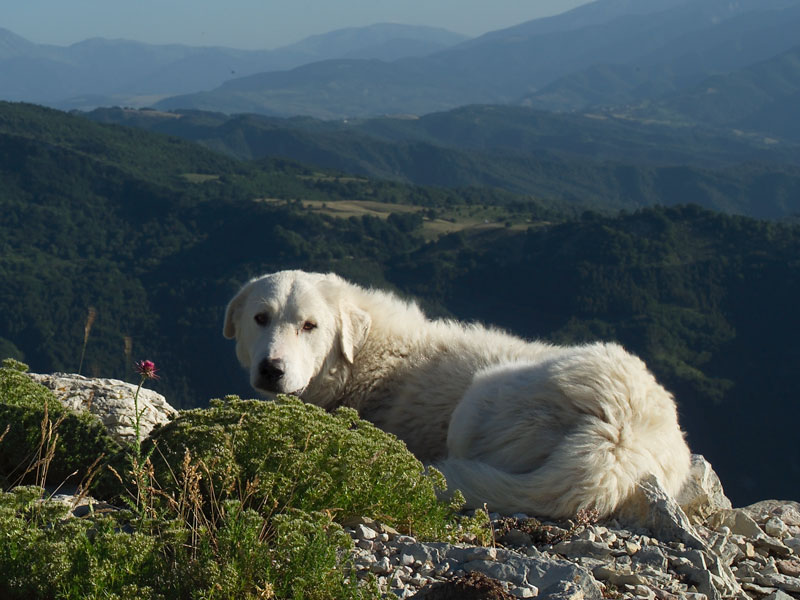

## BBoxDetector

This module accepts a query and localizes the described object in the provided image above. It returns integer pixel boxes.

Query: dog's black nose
[258,358,284,390]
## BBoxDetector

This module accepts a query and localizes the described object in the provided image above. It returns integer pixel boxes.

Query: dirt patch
[410,572,515,599]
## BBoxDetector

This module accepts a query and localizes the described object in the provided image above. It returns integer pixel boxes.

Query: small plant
[117,359,160,516]
[574,507,601,529]
[131,359,158,461]
[457,504,493,546]
[491,506,600,548]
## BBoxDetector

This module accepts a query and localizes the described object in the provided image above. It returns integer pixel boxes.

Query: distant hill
[84,105,800,219]
[156,0,800,118]
[0,24,468,110]
[155,58,476,119]
[633,45,800,142]
[276,23,466,62]
[522,3,800,111]
[3,102,800,505]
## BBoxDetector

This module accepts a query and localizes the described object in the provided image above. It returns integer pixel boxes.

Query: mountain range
[3,0,800,125]
[0,24,467,110]
[154,0,800,119]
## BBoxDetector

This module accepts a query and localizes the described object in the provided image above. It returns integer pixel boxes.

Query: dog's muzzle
[256,358,285,393]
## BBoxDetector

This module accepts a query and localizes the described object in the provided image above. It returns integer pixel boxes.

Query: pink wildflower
[135,359,159,380]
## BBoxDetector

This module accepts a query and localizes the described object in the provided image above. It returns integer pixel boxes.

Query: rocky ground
[342,496,800,599]
[30,372,800,600]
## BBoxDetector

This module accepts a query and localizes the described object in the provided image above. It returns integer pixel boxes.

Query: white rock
[755,573,800,593]
[708,509,765,539]
[433,560,453,577]
[446,546,497,562]
[634,584,656,599]
[755,535,793,558]
[575,528,596,542]
[370,556,392,574]
[356,539,373,550]
[396,535,416,544]
[625,540,641,555]
[553,539,613,559]
[766,517,790,539]
[399,553,415,567]
[356,554,375,568]
[742,501,800,527]
[28,372,177,444]
[631,546,667,570]
[593,565,650,587]
[510,585,538,598]
[676,455,732,524]
[355,523,378,540]
[620,474,706,549]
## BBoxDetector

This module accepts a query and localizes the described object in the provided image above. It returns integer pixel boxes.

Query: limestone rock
[619,474,706,549]
[28,372,177,445]
[676,455,732,524]
[552,539,613,559]
[741,500,800,528]
[755,572,800,593]
[707,509,765,539]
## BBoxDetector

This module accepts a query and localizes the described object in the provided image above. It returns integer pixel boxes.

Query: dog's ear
[223,285,250,339]
[340,303,371,363]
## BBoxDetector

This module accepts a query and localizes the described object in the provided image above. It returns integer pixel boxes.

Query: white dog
[224,270,691,518]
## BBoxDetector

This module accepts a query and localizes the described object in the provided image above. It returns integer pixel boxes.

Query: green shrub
[0,486,370,600]
[0,375,461,598]
[0,359,121,489]
[0,358,57,410]
[145,395,459,539]
[0,486,159,599]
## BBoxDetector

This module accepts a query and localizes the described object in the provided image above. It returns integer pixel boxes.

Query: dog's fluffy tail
[436,437,647,519]
[437,342,691,519]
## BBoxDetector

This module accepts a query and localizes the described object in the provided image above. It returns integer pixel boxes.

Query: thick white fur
[224,270,691,519]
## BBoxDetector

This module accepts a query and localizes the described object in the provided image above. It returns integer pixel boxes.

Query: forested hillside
[1,101,523,401]
[2,101,799,505]
[83,106,800,219]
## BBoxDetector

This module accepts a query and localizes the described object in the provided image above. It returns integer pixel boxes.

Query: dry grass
[181,173,221,183]
[77,306,97,375]
[256,197,535,240]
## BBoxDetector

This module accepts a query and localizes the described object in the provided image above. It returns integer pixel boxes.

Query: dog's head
[223,270,371,398]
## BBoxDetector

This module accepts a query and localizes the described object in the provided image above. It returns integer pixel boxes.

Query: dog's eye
[302,321,317,332]
[254,312,270,326]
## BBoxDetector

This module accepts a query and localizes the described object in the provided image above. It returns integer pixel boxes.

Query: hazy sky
[7,0,594,49]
